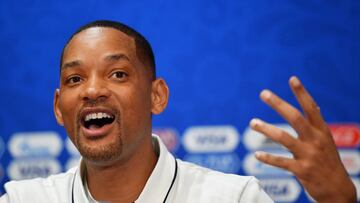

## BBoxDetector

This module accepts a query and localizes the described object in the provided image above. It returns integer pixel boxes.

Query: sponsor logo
[65,157,81,171]
[243,124,297,150]
[152,128,179,152]
[7,158,61,180]
[329,124,360,148]
[66,138,80,157]
[183,126,239,153]
[184,153,240,173]
[243,151,292,176]
[339,150,360,175]
[9,132,62,157]
[260,178,301,202]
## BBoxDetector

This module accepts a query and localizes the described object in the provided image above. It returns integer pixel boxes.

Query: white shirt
[0,135,273,203]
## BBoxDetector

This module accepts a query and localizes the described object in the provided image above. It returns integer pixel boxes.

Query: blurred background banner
[0,0,359,202]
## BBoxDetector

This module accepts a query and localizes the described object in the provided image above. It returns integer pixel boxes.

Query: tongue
[89,124,101,130]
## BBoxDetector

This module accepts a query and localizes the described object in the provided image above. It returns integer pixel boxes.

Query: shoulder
[176,159,273,203]
[178,159,252,186]
[3,167,77,203]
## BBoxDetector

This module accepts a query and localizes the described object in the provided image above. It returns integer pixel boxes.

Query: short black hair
[60,20,156,79]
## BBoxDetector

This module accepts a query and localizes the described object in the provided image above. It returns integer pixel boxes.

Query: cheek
[59,91,79,126]
[115,86,152,124]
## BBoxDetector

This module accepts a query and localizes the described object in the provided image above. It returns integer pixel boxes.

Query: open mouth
[82,112,115,130]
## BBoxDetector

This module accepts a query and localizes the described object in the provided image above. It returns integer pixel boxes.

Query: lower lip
[81,122,115,138]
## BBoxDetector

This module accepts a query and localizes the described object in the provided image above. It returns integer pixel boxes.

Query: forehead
[62,27,136,62]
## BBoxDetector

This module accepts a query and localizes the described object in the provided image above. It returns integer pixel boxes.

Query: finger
[255,151,295,172]
[250,118,301,154]
[289,76,327,129]
[260,89,312,138]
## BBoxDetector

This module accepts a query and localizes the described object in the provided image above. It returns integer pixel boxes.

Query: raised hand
[250,76,356,203]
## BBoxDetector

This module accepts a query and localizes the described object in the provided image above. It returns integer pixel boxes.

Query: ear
[54,89,64,126]
[151,78,169,115]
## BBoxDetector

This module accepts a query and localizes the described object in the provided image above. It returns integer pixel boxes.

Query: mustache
[76,98,121,124]
[82,97,108,107]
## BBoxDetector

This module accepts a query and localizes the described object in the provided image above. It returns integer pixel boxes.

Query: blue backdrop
[0,0,359,202]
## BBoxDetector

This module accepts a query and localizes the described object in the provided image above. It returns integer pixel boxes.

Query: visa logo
[260,178,301,202]
[183,126,239,153]
[184,153,241,173]
[19,165,51,177]
[196,135,227,145]
[7,158,61,180]
[263,184,289,195]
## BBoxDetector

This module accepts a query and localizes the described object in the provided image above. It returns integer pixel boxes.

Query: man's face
[54,27,156,165]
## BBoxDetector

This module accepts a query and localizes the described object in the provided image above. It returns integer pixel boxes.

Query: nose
[79,76,111,102]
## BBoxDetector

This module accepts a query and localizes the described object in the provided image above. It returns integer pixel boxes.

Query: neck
[84,136,158,203]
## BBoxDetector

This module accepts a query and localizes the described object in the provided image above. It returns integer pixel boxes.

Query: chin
[77,136,124,164]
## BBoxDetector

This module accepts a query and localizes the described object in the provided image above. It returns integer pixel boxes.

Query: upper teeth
[85,112,112,121]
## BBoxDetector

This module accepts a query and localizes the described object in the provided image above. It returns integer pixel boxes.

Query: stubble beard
[74,116,124,164]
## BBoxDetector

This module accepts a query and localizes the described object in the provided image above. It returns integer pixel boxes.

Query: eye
[65,75,82,85]
[111,71,128,80]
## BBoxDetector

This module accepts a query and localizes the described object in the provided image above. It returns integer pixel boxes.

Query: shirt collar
[74,134,176,203]
[135,134,176,203]
[73,160,91,203]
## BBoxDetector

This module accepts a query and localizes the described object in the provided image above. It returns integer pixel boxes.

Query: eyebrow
[61,53,130,71]
[61,60,82,70]
[104,53,130,63]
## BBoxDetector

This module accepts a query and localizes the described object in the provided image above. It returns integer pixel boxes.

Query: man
[0,20,356,202]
